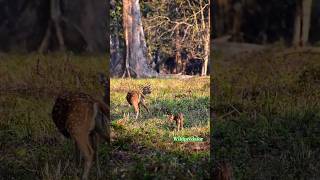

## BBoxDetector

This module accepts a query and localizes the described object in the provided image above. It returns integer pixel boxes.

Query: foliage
[0,53,210,179]
[212,47,320,178]
[141,0,210,59]
[110,0,123,35]
[110,0,210,63]
[215,0,320,44]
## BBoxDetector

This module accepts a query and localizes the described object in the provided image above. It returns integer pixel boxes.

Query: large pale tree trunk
[122,0,157,78]
[293,0,313,47]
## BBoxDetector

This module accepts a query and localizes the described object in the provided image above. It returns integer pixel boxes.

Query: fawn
[51,91,110,180]
[167,113,184,131]
[126,84,152,119]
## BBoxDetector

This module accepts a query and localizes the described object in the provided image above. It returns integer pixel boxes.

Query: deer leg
[133,103,139,119]
[135,110,139,120]
[96,141,102,178]
[140,102,149,113]
[91,133,101,178]
[75,141,81,167]
[74,134,94,180]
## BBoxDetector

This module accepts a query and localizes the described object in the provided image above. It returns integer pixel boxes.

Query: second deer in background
[126,84,152,119]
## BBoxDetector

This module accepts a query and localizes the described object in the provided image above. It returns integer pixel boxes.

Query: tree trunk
[110,28,123,77]
[293,0,313,47]
[175,28,183,74]
[293,0,302,46]
[122,0,157,78]
[301,0,313,46]
[231,2,243,41]
[216,0,230,36]
[110,0,123,77]
[201,39,209,76]
[201,0,210,76]
[38,0,65,53]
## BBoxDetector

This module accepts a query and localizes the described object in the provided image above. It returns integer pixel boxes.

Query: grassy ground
[0,53,210,179]
[0,53,110,179]
[5,46,318,179]
[212,47,320,179]
[110,78,210,179]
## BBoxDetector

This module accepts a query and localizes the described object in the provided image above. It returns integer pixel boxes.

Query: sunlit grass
[110,77,210,179]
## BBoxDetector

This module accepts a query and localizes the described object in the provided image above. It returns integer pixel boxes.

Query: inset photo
[110,0,210,179]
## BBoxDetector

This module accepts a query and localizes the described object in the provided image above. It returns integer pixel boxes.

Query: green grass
[0,53,210,179]
[5,46,319,179]
[110,78,210,179]
[212,47,320,179]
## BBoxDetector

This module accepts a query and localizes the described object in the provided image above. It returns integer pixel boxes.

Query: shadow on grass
[110,127,210,179]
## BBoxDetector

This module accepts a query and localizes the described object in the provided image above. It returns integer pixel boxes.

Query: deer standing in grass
[168,113,184,131]
[51,74,110,180]
[126,84,152,119]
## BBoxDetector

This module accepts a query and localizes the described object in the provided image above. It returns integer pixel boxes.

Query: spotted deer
[126,84,152,119]
[51,91,110,180]
[168,113,184,131]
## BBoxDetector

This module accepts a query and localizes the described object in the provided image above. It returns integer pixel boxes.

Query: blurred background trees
[0,0,107,53]
[214,0,319,47]
[121,0,157,78]
[1,0,211,77]
[110,0,210,77]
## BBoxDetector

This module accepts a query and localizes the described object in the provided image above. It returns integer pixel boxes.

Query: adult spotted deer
[126,84,152,119]
[52,75,110,180]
